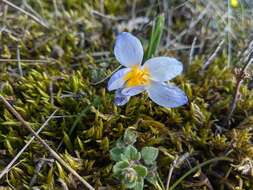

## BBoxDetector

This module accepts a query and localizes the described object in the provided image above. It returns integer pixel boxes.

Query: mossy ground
[0,0,253,189]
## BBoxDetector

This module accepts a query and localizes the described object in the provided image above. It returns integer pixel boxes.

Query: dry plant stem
[201,39,225,71]
[59,178,69,190]
[99,0,104,13]
[0,109,58,180]
[49,81,54,106]
[189,37,197,65]
[166,164,175,190]
[52,0,59,15]
[30,102,95,184]
[184,36,197,73]
[167,3,209,48]
[0,58,57,64]
[226,59,253,125]
[1,0,48,28]
[29,159,46,186]
[226,79,242,124]
[91,10,120,21]
[0,95,95,190]
[227,0,232,67]
[22,0,45,21]
[16,44,23,77]
[131,0,136,19]
[166,153,190,190]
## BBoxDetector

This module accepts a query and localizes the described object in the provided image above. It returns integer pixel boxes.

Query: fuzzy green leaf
[124,145,141,161]
[134,178,144,190]
[110,147,125,161]
[123,128,138,145]
[133,165,148,177]
[141,147,159,165]
[126,180,137,189]
[113,161,129,175]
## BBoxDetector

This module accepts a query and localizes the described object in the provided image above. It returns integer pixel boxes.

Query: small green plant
[110,128,162,190]
[145,14,165,60]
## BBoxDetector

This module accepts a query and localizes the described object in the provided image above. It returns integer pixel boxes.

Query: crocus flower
[108,32,188,108]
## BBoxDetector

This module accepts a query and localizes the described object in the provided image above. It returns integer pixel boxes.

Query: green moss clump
[0,0,253,189]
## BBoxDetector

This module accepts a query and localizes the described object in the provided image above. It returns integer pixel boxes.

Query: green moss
[0,0,253,189]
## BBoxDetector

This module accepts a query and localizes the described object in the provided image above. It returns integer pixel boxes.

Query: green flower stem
[169,157,232,190]
[156,172,166,190]
[155,182,164,190]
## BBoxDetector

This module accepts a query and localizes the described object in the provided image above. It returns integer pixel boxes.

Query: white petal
[143,57,183,81]
[121,86,145,96]
[114,89,131,106]
[114,32,144,67]
[147,82,188,108]
[107,68,130,91]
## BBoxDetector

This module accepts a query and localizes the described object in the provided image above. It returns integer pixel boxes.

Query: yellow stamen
[123,65,150,87]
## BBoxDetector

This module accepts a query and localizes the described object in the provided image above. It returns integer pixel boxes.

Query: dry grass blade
[0,109,58,179]
[0,95,94,190]
[1,0,49,28]
[201,39,225,72]
[166,153,190,190]
[226,58,253,125]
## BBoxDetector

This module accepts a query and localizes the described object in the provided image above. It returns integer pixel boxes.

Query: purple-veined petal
[121,86,145,96]
[143,57,183,81]
[114,32,144,67]
[147,81,188,108]
[108,68,130,91]
[114,88,131,106]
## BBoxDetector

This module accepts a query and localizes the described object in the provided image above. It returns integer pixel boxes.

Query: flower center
[123,65,150,87]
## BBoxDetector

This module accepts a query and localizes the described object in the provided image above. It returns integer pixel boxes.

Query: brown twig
[201,39,225,72]
[0,109,58,180]
[49,81,54,106]
[226,58,253,125]
[166,3,210,48]
[184,36,197,73]
[1,0,49,28]
[0,58,57,64]
[189,37,197,66]
[0,95,94,190]
[166,152,190,190]
[30,99,94,185]
[29,158,46,186]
